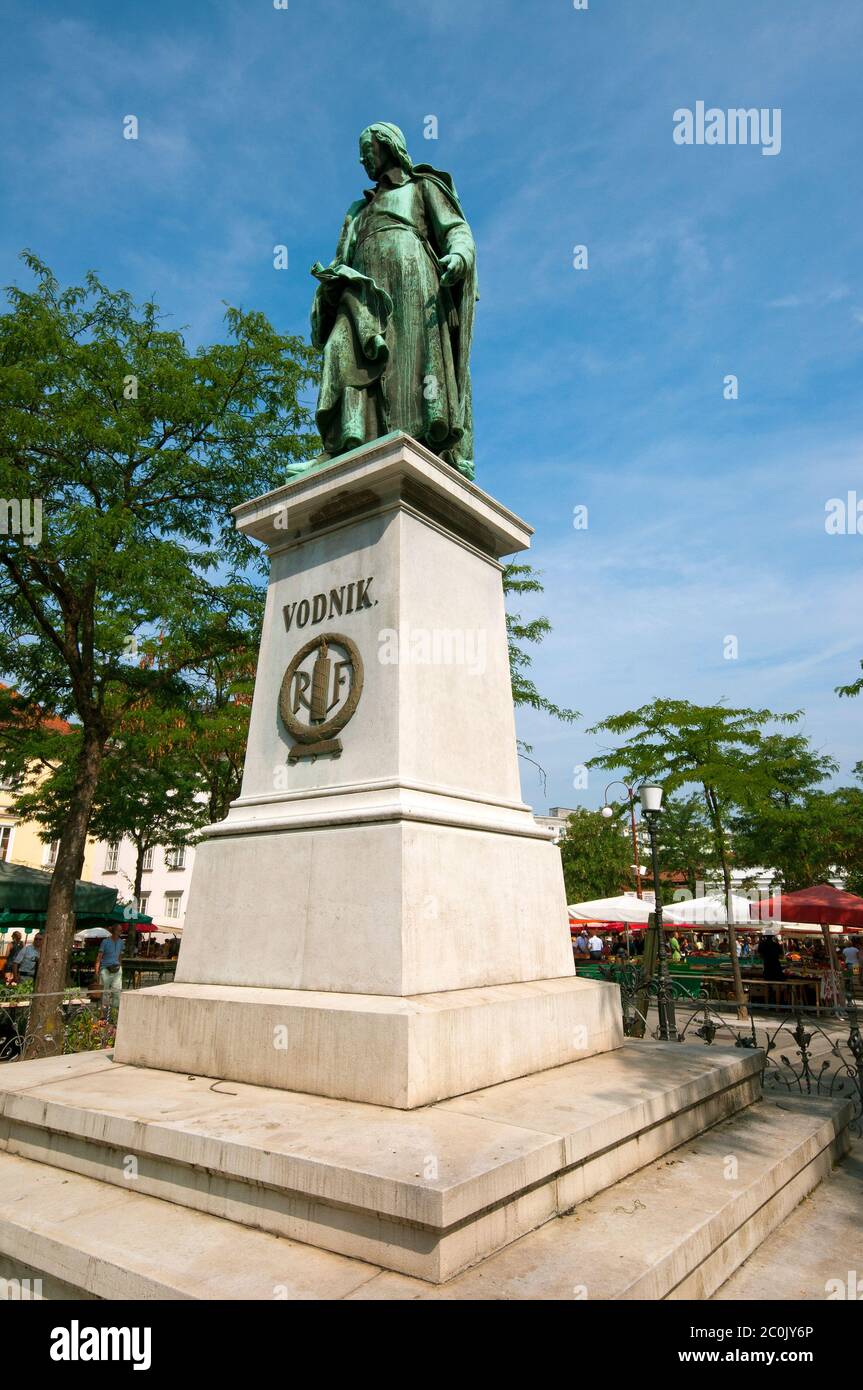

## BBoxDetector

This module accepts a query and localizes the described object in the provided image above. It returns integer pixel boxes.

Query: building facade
[0,775,96,880]
[90,836,196,930]
[533,806,579,844]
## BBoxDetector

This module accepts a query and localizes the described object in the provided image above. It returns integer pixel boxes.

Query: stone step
[712,1141,863,1301]
[0,1149,384,1301]
[348,1095,853,1300]
[0,1040,763,1283]
[0,1093,849,1300]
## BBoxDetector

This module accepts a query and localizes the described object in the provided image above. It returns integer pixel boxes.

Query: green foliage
[0,977,34,1002]
[586,699,803,895]
[502,562,579,748]
[654,793,718,899]
[0,254,319,1052]
[62,1007,116,1054]
[836,659,863,699]
[0,252,318,734]
[729,734,844,890]
[558,806,633,904]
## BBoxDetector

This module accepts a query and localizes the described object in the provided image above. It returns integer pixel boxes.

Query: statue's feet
[285,454,331,480]
[438,444,474,482]
[453,457,475,482]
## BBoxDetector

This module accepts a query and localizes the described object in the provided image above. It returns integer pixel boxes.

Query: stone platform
[113,977,621,1109]
[0,1044,850,1298]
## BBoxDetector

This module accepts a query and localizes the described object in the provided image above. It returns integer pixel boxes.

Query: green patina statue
[299,122,478,481]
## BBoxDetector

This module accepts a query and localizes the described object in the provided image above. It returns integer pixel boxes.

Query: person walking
[588,932,604,961]
[95,925,124,1023]
[3,931,23,983]
[14,932,42,984]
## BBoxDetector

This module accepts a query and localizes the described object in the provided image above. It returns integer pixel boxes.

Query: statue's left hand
[439,253,465,288]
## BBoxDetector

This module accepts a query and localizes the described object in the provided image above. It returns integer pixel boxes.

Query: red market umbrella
[751,883,863,930]
[751,883,863,1007]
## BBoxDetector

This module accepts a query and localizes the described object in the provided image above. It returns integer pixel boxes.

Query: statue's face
[359,132,385,180]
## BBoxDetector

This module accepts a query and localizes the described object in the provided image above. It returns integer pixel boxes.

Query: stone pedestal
[114,433,622,1105]
[2,434,850,1296]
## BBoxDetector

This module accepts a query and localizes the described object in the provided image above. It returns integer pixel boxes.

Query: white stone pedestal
[115,433,622,1105]
[1,437,848,1297]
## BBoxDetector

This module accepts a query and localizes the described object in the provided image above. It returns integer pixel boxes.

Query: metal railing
[598,962,863,1138]
[0,984,119,1061]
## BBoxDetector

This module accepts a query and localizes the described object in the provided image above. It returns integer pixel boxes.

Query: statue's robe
[311,165,477,478]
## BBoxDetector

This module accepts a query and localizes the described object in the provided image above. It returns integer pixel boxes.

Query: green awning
[0,861,118,915]
[0,905,152,931]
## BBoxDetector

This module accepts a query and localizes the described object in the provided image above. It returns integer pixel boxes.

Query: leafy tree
[587,702,803,901]
[730,734,840,891]
[586,700,802,1011]
[654,793,718,901]
[836,660,863,699]
[503,562,579,746]
[142,584,260,824]
[0,254,317,1054]
[558,806,633,903]
[10,718,206,907]
[828,774,863,896]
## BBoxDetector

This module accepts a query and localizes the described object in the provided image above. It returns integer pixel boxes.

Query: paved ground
[713,1140,862,1301]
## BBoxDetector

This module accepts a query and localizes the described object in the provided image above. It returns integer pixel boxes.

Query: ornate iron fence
[0,986,117,1061]
[598,962,863,1138]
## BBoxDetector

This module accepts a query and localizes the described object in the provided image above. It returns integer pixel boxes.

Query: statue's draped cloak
[311,165,477,477]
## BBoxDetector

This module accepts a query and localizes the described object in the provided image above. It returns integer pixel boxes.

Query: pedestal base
[0,1041,811,1286]
[114,976,622,1109]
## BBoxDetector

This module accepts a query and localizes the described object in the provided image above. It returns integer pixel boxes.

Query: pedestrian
[574,931,588,955]
[95,925,124,1023]
[587,932,603,961]
[3,931,23,982]
[841,939,860,968]
[758,933,784,978]
[14,931,42,984]
[668,933,682,963]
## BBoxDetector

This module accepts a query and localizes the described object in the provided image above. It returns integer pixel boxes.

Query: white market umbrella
[663,892,753,925]
[567,895,653,925]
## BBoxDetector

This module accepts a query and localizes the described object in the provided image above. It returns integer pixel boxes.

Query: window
[142,846,155,872]
[137,891,150,914]
[164,892,183,921]
[165,846,187,871]
[0,825,12,862]
[104,843,120,874]
[44,841,59,868]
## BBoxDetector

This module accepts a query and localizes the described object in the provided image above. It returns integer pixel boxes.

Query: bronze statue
[300,122,477,480]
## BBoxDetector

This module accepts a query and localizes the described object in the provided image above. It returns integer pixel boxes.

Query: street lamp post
[600,781,643,898]
[639,783,677,1042]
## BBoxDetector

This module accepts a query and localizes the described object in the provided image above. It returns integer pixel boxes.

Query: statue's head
[359,123,412,181]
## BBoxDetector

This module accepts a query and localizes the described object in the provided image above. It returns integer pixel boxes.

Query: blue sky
[1,0,861,811]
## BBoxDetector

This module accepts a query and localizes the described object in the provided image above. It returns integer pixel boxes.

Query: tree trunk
[704,784,748,1020]
[127,838,150,959]
[820,923,846,1008]
[133,841,147,906]
[24,727,105,1058]
[723,867,748,1021]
